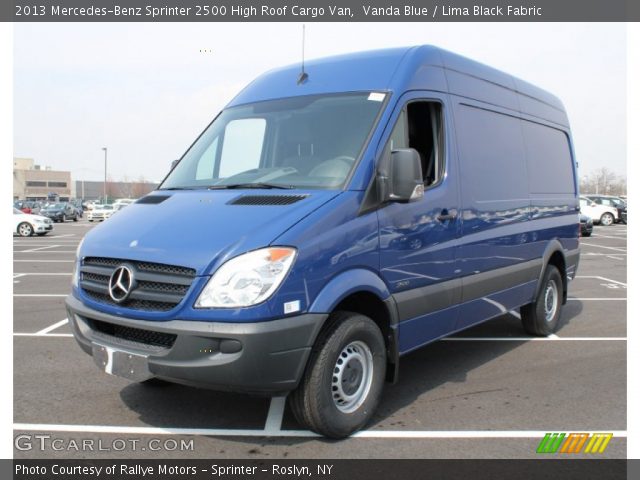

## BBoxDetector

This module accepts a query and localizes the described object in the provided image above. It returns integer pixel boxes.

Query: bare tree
[131,176,156,198]
[119,175,134,199]
[105,176,120,203]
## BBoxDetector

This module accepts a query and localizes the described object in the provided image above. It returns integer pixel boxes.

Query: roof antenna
[297,24,309,85]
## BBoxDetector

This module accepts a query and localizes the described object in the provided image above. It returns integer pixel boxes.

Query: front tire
[521,265,563,336]
[290,311,386,438]
[600,212,614,226]
[17,222,33,237]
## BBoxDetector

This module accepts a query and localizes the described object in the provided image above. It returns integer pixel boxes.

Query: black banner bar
[9,459,627,480]
[3,0,640,22]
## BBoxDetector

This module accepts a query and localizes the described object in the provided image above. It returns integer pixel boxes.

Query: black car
[584,195,627,224]
[40,202,79,223]
[580,214,593,237]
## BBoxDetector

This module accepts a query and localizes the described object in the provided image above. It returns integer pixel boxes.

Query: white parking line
[13,250,76,253]
[13,294,67,297]
[579,242,627,252]
[14,333,625,342]
[264,396,287,433]
[576,276,627,286]
[591,234,627,239]
[13,260,74,263]
[14,333,73,337]
[13,273,71,276]
[567,298,626,301]
[20,245,60,253]
[444,337,626,342]
[11,423,627,439]
[35,319,69,335]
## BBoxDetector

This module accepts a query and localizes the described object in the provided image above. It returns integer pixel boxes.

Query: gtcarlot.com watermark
[15,434,194,452]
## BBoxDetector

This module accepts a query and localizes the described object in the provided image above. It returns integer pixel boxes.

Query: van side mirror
[387,149,424,202]
[170,159,179,171]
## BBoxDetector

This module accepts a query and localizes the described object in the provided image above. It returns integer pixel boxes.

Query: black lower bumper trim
[65,295,327,394]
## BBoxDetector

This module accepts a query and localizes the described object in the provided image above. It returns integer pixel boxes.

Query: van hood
[80,190,340,276]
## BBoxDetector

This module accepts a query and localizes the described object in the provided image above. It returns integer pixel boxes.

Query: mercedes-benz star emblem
[108,265,134,303]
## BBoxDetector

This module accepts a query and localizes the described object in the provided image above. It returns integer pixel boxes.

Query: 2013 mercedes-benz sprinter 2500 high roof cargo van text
[67,46,580,438]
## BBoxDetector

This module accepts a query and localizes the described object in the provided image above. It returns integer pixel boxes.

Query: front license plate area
[92,344,153,382]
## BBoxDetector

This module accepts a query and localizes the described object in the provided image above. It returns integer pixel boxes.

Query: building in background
[75,180,158,202]
[13,157,73,201]
[14,157,158,203]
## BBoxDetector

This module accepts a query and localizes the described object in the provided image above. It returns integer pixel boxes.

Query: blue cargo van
[66,45,580,438]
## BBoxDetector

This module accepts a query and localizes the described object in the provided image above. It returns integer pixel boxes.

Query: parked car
[579,196,618,226]
[66,45,579,439]
[584,195,626,224]
[579,214,593,237]
[87,204,115,222]
[13,208,53,236]
[14,200,41,214]
[40,202,79,223]
[112,203,129,214]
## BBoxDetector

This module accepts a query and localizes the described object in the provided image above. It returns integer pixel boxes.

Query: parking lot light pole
[102,147,107,203]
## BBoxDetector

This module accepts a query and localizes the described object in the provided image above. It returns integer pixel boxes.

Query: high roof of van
[227,45,569,128]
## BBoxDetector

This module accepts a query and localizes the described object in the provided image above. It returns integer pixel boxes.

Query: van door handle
[437,210,456,222]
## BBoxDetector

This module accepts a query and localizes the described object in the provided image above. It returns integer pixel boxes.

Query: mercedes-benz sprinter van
[66,45,580,438]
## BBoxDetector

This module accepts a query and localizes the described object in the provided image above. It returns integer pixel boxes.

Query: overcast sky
[13,22,626,183]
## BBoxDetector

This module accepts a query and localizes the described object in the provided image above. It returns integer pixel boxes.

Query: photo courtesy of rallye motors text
[67,44,579,439]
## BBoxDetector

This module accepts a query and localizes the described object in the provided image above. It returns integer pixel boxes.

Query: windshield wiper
[208,182,294,190]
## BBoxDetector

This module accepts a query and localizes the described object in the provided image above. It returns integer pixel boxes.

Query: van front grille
[91,319,177,349]
[79,257,196,312]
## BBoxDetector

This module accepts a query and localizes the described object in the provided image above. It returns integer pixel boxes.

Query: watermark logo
[536,432,613,454]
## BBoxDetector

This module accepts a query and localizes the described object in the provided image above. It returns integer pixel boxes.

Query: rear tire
[521,265,563,336]
[290,311,386,438]
[600,212,614,226]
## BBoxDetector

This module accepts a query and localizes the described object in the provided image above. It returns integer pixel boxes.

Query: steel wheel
[543,279,559,322]
[331,341,374,413]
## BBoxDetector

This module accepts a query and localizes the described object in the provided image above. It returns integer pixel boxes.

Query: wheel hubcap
[544,279,558,322]
[331,341,374,413]
[19,224,30,235]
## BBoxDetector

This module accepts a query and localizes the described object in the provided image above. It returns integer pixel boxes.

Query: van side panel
[449,69,579,331]
[521,118,580,274]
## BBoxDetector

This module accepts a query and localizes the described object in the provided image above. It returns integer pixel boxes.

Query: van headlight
[72,238,84,288]
[195,247,296,308]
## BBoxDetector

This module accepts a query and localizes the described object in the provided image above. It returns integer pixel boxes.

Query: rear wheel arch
[537,241,568,304]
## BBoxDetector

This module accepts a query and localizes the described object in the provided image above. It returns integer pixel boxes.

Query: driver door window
[383,101,444,187]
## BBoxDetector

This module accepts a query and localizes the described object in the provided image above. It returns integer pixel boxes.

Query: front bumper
[65,295,326,394]
[33,223,53,233]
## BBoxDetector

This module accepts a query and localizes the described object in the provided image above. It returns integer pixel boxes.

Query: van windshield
[160,92,386,190]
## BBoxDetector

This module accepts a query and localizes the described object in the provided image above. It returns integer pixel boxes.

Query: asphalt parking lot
[13,219,626,459]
